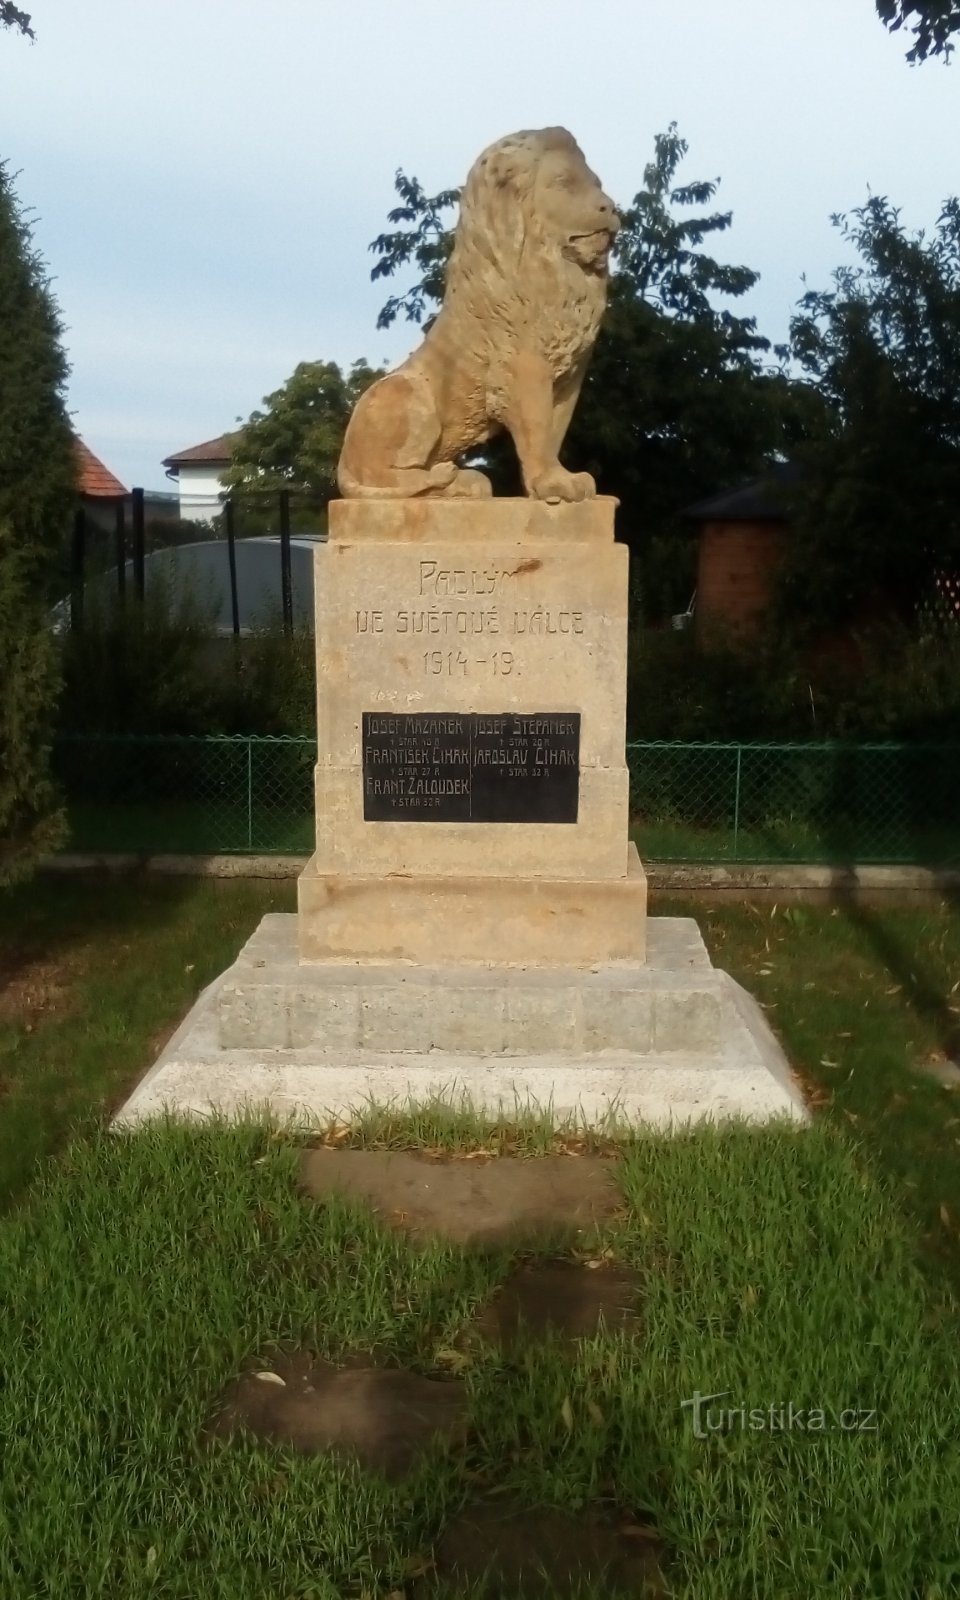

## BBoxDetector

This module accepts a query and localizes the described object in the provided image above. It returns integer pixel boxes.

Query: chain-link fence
[53,735,315,854]
[627,740,960,864]
[53,734,960,864]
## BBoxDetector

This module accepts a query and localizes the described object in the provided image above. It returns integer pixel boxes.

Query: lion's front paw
[529,466,596,504]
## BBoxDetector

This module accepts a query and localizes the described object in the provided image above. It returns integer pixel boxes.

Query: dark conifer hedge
[0,161,75,883]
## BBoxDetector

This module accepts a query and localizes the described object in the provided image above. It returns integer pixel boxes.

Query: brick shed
[683,465,796,643]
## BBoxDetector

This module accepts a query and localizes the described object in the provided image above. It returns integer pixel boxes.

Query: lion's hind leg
[338,370,457,498]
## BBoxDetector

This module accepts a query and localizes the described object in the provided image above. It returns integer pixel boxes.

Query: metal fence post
[70,507,86,630]
[733,745,742,860]
[114,497,126,601]
[224,498,241,637]
[132,487,145,601]
[279,489,293,634]
[246,738,254,850]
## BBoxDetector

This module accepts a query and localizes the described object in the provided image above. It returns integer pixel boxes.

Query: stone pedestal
[112,496,808,1133]
[297,496,646,967]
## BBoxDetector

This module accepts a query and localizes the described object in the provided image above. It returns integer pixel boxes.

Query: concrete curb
[42,852,303,879]
[42,852,960,899]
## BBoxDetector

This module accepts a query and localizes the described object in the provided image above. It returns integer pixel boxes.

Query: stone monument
[115,130,807,1129]
[302,128,642,970]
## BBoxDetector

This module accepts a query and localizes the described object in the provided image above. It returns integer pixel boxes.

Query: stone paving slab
[470,1258,642,1348]
[300,1148,623,1248]
[206,1350,466,1480]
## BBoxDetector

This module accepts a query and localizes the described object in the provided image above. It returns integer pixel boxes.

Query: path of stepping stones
[206,1148,666,1597]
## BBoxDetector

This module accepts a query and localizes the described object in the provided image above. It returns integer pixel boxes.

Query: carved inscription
[352,560,586,678]
[362,712,580,822]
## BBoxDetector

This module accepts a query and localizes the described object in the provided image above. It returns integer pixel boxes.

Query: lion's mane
[438,127,609,379]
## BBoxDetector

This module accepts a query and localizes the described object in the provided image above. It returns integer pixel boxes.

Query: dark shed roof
[682,461,801,523]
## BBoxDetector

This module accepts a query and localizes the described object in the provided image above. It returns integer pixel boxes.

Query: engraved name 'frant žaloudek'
[361,712,580,824]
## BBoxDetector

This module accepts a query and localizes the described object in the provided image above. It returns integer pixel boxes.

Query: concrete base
[114,915,808,1131]
[297,844,647,967]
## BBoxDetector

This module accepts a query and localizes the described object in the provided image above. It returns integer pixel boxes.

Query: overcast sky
[2,0,958,490]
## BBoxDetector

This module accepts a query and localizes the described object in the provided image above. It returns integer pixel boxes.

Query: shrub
[58,571,221,735]
[627,623,960,743]
[0,163,75,884]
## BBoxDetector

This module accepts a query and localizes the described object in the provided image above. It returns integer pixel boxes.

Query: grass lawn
[630,817,960,866]
[0,874,293,1204]
[2,876,960,1595]
[2,1116,959,1598]
[671,896,960,1294]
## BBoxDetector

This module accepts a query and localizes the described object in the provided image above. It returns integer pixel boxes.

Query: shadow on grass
[0,871,294,1211]
[0,868,202,980]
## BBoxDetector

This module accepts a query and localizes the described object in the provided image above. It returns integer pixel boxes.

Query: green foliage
[877,0,960,60]
[0,162,75,884]
[59,575,222,736]
[223,359,384,507]
[0,163,75,584]
[370,170,459,330]
[59,574,317,739]
[782,196,960,633]
[368,126,818,621]
[565,126,823,590]
[0,3,32,37]
[223,624,316,735]
[627,623,960,742]
[0,535,65,882]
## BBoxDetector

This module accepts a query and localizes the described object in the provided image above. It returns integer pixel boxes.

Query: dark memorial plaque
[362,712,580,823]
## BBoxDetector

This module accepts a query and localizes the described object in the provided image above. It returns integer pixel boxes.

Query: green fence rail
[52,734,960,865]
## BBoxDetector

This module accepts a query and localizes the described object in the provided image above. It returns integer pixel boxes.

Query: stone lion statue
[337,127,618,503]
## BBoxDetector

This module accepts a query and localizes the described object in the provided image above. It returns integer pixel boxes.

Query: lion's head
[442,128,619,359]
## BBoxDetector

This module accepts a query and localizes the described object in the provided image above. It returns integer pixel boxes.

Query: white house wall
[176,465,227,523]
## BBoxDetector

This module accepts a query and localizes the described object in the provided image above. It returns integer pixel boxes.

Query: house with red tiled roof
[74,438,126,499]
[162,432,236,524]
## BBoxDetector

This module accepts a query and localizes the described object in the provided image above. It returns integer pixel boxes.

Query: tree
[370,126,814,618]
[877,0,960,61]
[562,127,819,609]
[223,358,383,522]
[0,162,75,884]
[781,194,960,631]
[0,4,33,37]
